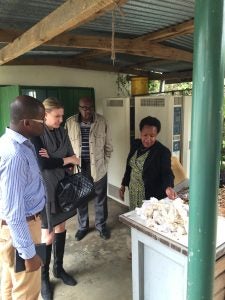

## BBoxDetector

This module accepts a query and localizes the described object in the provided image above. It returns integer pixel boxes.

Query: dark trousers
[77,160,108,232]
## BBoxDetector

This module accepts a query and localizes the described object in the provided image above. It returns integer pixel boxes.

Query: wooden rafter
[122,44,192,62]
[0,18,194,44]
[64,19,194,60]
[0,17,193,64]
[67,19,194,61]
[0,0,127,65]
[5,56,192,81]
[0,32,192,63]
[0,28,22,43]
[133,19,194,43]
[0,19,194,46]
[127,59,171,71]
[5,56,146,76]
[44,34,194,62]
[74,49,109,60]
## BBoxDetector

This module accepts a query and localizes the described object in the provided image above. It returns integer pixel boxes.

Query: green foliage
[149,80,160,92]
[116,73,130,96]
[165,82,192,94]
[147,80,192,94]
[116,77,193,95]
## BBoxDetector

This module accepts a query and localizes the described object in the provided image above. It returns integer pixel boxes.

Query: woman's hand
[70,155,80,165]
[63,155,80,166]
[39,148,49,158]
[165,187,177,200]
[119,185,125,200]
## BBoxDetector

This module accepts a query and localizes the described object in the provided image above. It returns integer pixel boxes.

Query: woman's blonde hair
[42,97,63,112]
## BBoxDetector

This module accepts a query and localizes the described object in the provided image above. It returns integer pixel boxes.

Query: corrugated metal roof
[164,34,193,51]
[77,0,194,36]
[0,0,64,29]
[0,0,195,81]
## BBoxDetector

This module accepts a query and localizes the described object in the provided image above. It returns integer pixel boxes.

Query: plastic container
[131,76,149,96]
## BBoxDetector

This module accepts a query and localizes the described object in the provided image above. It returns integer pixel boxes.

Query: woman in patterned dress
[120,116,176,210]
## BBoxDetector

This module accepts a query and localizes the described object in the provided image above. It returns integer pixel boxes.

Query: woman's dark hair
[139,116,161,133]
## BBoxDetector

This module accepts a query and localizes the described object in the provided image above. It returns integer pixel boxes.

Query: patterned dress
[129,149,149,210]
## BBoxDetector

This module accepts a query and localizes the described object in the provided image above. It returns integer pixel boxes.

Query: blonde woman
[32,97,80,300]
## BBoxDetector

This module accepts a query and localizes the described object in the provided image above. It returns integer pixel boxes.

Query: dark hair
[10,95,44,124]
[139,116,161,133]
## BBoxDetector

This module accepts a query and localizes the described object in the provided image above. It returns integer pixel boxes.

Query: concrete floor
[0,199,132,300]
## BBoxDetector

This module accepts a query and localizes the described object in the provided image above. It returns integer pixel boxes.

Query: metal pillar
[187,0,225,299]
[159,80,165,93]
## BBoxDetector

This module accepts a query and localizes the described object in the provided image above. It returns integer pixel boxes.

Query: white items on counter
[119,211,225,300]
[135,197,189,238]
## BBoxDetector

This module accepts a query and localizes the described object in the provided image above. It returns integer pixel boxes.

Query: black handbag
[56,166,95,213]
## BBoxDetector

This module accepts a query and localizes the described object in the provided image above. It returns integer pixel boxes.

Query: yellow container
[131,76,149,96]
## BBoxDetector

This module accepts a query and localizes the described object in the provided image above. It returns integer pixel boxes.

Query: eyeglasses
[79,106,93,111]
[21,119,44,124]
[29,119,45,124]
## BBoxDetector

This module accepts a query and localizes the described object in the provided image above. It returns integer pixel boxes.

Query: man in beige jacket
[65,97,113,240]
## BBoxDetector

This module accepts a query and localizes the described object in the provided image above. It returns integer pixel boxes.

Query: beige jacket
[65,113,113,182]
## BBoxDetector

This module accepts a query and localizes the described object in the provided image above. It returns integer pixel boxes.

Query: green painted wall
[57,86,94,123]
[21,86,95,125]
[0,85,95,136]
[0,85,20,135]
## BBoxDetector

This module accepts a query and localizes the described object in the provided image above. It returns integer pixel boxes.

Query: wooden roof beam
[5,56,148,76]
[45,34,193,60]
[0,30,192,62]
[6,56,192,81]
[0,19,193,64]
[74,49,109,60]
[0,19,194,46]
[123,43,192,62]
[0,0,127,65]
[0,28,23,43]
[133,19,194,43]
[48,35,193,62]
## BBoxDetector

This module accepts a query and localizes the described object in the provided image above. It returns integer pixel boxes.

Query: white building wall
[0,65,120,113]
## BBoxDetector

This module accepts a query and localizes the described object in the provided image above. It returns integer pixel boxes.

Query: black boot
[41,244,53,300]
[53,231,77,286]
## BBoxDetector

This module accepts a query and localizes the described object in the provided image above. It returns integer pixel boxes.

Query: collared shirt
[0,128,46,259]
[80,121,91,161]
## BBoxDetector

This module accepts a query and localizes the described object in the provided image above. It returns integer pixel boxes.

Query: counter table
[119,211,225,300]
